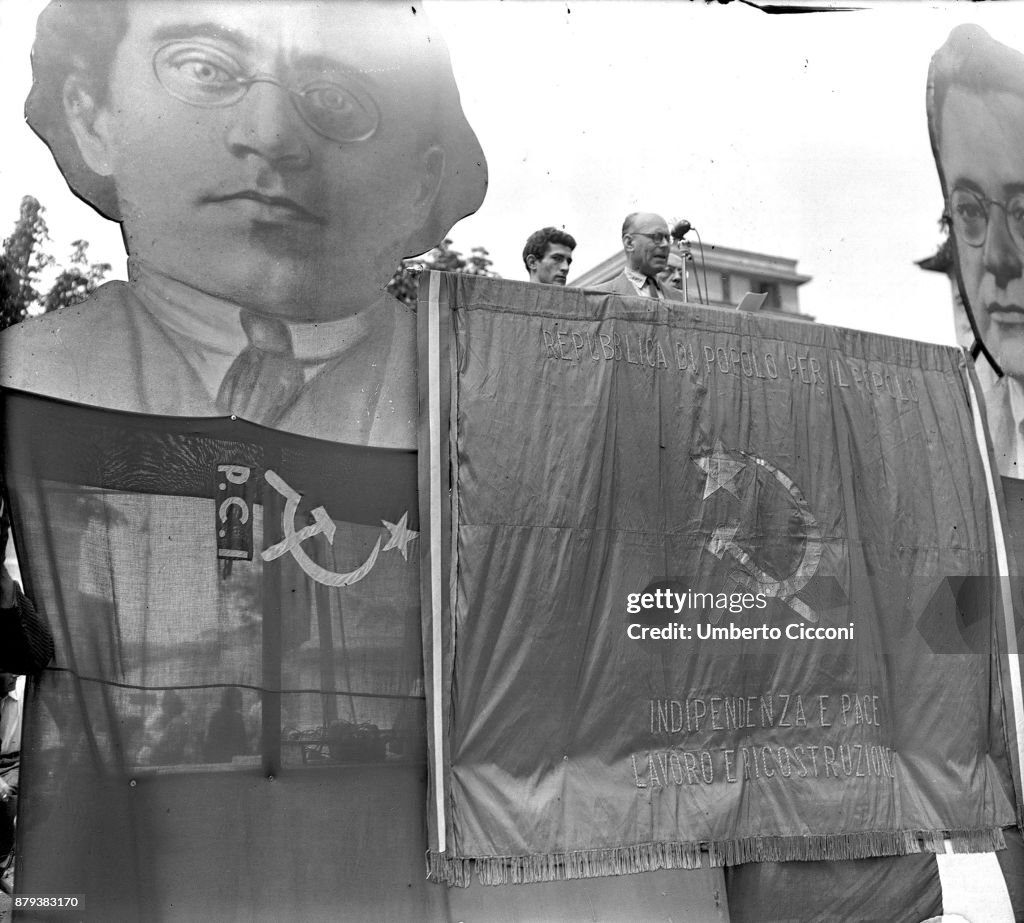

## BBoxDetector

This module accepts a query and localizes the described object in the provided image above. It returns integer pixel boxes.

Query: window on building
[750,280,780,309]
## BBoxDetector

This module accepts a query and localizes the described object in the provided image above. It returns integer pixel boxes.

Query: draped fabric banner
[1,390,441,922]
[419,272,1018,887]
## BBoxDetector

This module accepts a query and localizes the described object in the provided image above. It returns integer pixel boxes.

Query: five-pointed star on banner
[694,441,745,500]
[382,512,418,561]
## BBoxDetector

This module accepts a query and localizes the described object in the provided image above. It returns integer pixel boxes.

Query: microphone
[671,220,693,241]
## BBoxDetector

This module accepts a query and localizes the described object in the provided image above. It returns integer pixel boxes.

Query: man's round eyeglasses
[630,231,671,246]
[153,41,380,144]
[947,186,1024,252]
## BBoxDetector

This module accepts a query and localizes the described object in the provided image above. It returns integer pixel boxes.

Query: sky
[3,0,1024,348]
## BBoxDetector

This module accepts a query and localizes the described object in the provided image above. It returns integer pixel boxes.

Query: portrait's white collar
[127,260,400,410]
[130,260,379,363]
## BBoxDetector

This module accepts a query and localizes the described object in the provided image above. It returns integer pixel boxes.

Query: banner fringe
[945,827,1006,854]
[426,828,1007,887]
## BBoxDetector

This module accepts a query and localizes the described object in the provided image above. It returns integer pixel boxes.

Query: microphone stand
[674,241,693,303]
[681,244,693,303]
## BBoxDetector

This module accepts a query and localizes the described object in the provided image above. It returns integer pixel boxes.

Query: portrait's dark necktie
[217,312,306,424]
[646,277,663,300]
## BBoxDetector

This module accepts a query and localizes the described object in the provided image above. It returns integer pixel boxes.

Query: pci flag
[418,272,1018,886]
[2,390,434,922]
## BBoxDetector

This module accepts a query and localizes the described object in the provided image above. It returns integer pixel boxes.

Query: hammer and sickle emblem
[695,442,823,623]
[260,469,382,587]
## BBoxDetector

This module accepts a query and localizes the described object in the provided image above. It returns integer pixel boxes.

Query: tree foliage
[0,196,52,330]
[43,240,112,315]
[387,238,499,307]
[0,196,110,331]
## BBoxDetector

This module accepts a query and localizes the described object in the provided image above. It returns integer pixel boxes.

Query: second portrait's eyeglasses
[153,41,380,144]
[947,185,1024,253]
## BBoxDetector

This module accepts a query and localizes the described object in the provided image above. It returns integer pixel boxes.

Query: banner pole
[966,365,1024,806]
[427,271,447,855]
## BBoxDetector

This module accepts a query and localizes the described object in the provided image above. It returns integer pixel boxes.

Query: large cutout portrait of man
[2,0,486,447]
[928,26,1024,917]
[929,25,1024,478]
